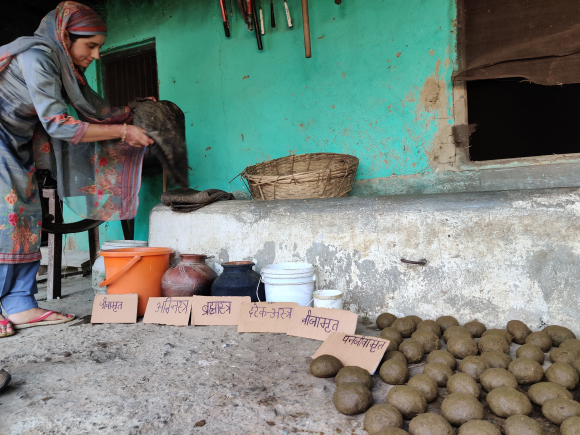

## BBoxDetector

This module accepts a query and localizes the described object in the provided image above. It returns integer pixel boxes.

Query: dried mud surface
[1,278,579,434]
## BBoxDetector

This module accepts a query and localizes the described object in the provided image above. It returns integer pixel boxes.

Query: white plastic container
[313,289,344,310]
[261,262,316,306]
[92,240,148,295]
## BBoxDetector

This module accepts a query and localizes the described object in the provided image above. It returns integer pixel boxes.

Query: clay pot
[211,261,265,302]
[161,254,217,297]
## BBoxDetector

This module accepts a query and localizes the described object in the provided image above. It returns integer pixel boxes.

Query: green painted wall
[67,0,457,249]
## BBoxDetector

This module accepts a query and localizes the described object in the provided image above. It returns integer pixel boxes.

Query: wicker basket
[241,153,359,200]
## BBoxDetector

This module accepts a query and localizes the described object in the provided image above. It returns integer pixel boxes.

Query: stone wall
[150,187,580,334]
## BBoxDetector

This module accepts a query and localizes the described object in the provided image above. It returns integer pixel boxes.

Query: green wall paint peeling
[67,0,458,249]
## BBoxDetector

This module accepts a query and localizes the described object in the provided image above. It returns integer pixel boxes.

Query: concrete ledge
[149,188,580,334]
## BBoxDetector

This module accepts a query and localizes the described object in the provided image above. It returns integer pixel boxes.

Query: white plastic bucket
[92,240,148,295]
[261,262,316,306]
[313,289,344,310]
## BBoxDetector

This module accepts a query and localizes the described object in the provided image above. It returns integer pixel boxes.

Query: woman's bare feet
[0,314,14,336]
[7,308,70,325]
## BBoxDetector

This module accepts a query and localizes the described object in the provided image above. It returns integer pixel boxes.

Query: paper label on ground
[311,332,390,374]
[143,297,193,326]
[191,296,251,326]
[91,294,138,324]
[286,306,358,341]
[237,302,298,333]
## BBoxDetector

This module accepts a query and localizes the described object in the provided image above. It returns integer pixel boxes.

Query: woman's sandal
[13,310,76,330]
[0,318,15,337]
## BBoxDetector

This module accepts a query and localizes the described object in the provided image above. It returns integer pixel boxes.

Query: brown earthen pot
[161,254,217,297]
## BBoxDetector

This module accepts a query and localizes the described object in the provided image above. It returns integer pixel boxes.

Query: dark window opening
[101,43,159,107]
[467,79,580,162]
[101,43,161,176]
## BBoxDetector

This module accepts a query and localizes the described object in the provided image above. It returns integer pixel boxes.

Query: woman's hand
[125,126,154,148]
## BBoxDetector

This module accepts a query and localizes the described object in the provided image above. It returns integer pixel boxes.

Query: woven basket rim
[243,167,354,181]
[239,152,359,200]
[242,152,359,177]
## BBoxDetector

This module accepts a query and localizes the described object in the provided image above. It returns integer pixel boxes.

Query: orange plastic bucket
[99,247,173,316]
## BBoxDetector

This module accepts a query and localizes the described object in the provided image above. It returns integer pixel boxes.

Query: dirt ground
[0,277,576,434]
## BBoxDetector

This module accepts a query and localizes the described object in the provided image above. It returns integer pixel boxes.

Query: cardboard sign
[237,302,298,333]
[286,306,358,341]
[312,332,390,374]
[143,297,193,326]
[91,294,138,324]
[191,296,251,326]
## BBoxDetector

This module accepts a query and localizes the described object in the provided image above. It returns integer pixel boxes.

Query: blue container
[211,261,265,302]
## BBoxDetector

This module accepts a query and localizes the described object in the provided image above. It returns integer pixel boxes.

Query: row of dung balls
[309,313,580,435]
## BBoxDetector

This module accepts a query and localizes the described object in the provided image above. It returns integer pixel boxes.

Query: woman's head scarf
[1,2,107,87]
[0,2,145,221]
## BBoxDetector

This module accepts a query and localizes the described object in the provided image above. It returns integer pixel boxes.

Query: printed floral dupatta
[1,3,145,221]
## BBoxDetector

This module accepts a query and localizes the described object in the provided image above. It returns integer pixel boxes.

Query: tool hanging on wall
[284,0,293,28]
[259,0,265,35]
[335,0,342,4]
[301,0,311,58]
[246,0,254,31]
[235,0,251,30]
[270,0,275,27]
[229,0,233,16]
[218,0,231,37]
[252,0,264,49]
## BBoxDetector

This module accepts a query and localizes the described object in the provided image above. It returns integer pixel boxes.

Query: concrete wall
[150,187,580,334]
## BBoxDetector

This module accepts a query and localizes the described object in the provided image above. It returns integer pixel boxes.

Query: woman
[0,2,153,337]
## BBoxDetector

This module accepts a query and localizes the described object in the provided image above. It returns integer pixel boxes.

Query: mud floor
[0,277,577,434]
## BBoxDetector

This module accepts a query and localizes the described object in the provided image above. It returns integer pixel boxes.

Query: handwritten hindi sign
[286,306,358,341]
[91,294,138,324]
[237,302,298,333]
[143,297,193,326]
[312,332,390,374]
[191,296,250,326]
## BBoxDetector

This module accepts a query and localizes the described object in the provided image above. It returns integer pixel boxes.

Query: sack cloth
[132,100,189,188]
[161,188,235,213]
[454,0,580,85]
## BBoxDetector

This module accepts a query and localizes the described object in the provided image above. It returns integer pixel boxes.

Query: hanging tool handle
[252,0,263,49]
[246,0,254,31]
[219,0,231,37]
[284,0,293,28]
[270,0,275,27]
[301,0,311,58]
[260,5,265,35]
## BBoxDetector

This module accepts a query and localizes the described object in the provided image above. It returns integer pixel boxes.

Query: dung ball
[363,403,403,433]
[486,386,532,418]
[335,366,373,390]
[379,359,409,385]
[310,354,343,378]
[441,392,484,426]
[409,413,454,435]
[333,382,373,415]
[458,356,489,381]
[407,373,438,403]
[377,312,397,329]
[463,320,486,338]
[386,385,427,420]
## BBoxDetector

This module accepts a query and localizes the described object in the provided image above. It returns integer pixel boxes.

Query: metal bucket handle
[256,275,317,304]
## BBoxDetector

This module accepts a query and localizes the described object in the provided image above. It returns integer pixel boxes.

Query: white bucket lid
[261,262,316,276]
[313,289,343,300]
[101,240,148,250]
